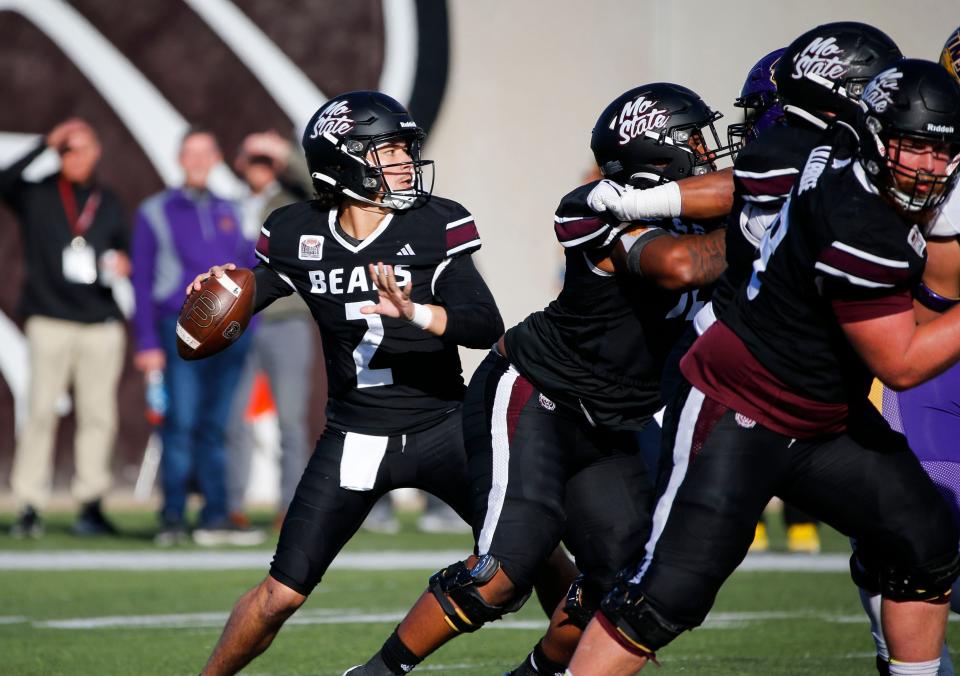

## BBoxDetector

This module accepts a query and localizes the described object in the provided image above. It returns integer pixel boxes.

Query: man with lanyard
[2,118,130,538]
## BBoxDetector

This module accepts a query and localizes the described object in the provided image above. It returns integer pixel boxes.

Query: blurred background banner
[0,0,449,488]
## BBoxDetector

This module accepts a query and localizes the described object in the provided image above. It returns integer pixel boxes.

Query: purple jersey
[882,363,960,525]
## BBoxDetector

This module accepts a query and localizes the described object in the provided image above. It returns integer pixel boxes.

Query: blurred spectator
[3,118,129,539]
[131,127,262,547]
[225,131,316,527]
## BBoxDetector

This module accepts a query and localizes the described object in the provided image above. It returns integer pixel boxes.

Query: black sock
[531,641,567,676]
[379,629,422,674]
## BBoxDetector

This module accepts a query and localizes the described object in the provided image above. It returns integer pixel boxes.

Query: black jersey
[252,196,502,436]
[687,124,925,434]
[504,181,716,431]
[709,109,827,323]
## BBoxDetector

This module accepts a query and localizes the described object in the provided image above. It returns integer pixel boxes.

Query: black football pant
[465,351,653,596]
[270,411,470,594]
[624,380,958,631]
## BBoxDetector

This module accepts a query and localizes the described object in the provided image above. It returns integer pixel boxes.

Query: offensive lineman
[863,27,960,676]
[196,91,574,676]
[348,82,733,676]
[569,59,960,676]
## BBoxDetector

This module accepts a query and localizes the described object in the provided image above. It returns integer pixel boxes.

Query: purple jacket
[131,187,255,351]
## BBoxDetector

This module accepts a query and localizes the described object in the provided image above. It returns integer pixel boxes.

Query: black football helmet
[775,21,902,124]
[301,91,433,209]
[857,59,960,216]
[591,83,735,189]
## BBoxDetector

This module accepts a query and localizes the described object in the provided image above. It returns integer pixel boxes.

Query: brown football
[176,268,255,361]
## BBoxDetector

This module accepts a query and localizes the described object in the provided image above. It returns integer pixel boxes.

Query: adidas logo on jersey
[396,243,416,256]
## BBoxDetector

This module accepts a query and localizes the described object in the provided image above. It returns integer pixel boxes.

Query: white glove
[587,179,682,221]
[586,179,627,216]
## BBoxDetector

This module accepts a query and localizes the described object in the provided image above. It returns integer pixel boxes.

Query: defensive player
[196,91,574,676]
[568,60,960,676]
[348,82,733,676]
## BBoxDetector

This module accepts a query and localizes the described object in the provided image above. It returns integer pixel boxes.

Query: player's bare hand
[362,262,414,320]
[186,263,237,295]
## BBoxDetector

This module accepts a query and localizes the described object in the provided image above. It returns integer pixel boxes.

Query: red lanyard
[58,176,101,238]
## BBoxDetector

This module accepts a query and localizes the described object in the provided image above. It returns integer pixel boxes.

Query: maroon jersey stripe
[554,217,606,246]
[733,173,797,199]
[256,232,269,258]
[818,245,911,286]
[446,221,479,251]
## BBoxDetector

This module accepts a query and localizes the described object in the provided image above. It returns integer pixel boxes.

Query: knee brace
[853,549,960,602]
[559,575,599,630]
[598,580,688,658]
[882,550,960,602]
[428,555,529,633]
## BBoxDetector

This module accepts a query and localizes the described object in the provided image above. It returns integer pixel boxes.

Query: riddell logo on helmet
[612,96,669,145]
[927,123,956,134]
[792,36,848,81]
[861,67,901,113]
[308,100,355,139]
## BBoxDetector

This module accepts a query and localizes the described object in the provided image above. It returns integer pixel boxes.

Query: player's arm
[913,238,960,324]
[843,304,960,390]
[587,169,734,222]
[603,225,727,291]
[364,257,504,348]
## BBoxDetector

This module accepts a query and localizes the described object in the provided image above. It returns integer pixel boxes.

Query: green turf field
[1,509,957,675]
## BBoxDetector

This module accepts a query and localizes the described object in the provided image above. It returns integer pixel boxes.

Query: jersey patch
[298,235,324,260]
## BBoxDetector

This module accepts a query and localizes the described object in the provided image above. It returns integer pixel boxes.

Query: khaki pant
[10,316,125,510]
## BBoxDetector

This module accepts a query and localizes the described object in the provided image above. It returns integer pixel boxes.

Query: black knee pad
[559,574,600,630]
[428,555,530,633]
[881,550,960,602]
[599,580,688,654]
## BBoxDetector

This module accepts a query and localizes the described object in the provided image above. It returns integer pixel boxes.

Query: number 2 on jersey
[345,301,394,388]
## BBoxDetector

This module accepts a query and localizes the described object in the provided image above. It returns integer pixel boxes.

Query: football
[176,268,255,361]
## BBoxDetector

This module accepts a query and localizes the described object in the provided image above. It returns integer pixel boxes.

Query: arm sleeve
[130,209,160,351]
[0,141,46,209]
[432,254,504,348]
[253,263,295,313]
[251,208,295,313]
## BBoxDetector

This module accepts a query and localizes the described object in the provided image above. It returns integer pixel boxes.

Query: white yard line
[18,608,960,632]
[0,550,852,572]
